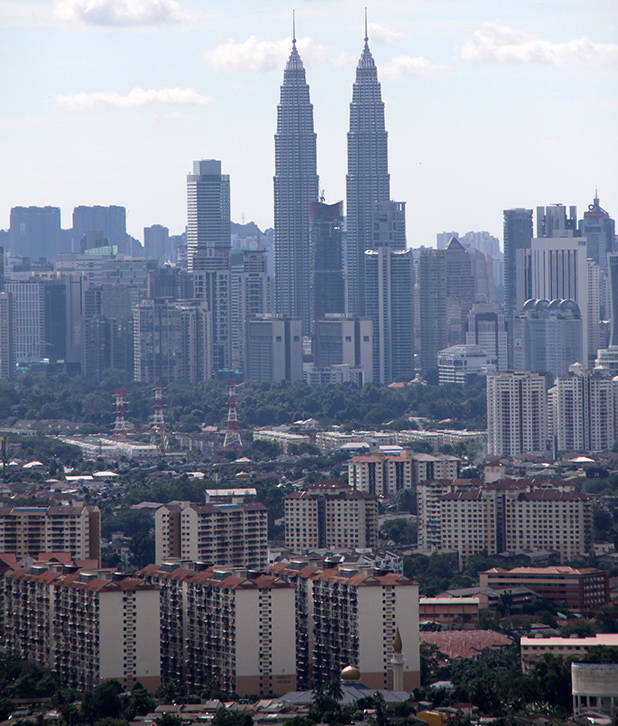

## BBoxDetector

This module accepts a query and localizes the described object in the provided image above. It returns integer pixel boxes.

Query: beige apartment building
[348,450,459,497]
[270,559,420,691]
[2,564,160,691]
[140,562,297,696]
[284,480,378,552]
[154,500,267,568]
[0,504,100,564]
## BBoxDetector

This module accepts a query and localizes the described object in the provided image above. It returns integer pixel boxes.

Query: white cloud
[56,87,211,111]
[461,21,618,66]
[53,0,190,26]
[367,22,404,45]
[204,35,353,72]
[382,55,447,78]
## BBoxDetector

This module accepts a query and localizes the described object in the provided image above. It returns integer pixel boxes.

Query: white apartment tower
[486,371,548,456]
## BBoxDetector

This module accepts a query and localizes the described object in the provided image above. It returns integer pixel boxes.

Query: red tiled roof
[420,630,512,659]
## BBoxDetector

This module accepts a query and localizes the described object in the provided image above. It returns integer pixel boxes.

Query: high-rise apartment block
[419,249,447,377]
[309,200,344,319]
[2,565,160,691]
[154,500,268,568]
[364,248,414,384]
[0,504,100,563]
[72,205,128,254]
[486,371,548,457]
[245,314,303,383]
[274,37,319,334]
[141,562,297,696]
[514,298,583,378]
[144,224,171,265]
[435,481,592,564]
[465,303,508,370]
[284,480,378,552]
[346,33,390,317]
[549,363,617,453]
[9,206,66,259]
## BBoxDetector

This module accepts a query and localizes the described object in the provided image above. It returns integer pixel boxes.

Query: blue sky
[1,0,617,247]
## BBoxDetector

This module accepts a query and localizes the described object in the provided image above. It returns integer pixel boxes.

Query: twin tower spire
[274,12,390,332]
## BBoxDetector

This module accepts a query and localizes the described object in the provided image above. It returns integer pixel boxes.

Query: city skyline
[1,0,616,245]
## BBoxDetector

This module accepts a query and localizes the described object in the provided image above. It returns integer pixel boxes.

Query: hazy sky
[1,0,617,247]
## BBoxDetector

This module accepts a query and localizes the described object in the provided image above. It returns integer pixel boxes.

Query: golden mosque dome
[340,665,360,681]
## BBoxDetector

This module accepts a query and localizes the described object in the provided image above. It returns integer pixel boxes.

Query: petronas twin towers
[274,22,392,333]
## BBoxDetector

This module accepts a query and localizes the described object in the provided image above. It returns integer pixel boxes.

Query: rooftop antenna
[364,6,368,43]
[292,8,296,45]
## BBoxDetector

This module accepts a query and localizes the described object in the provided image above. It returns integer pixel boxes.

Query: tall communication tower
[151,381,168,451]
[113,389,129,440]
[218,369,243,451]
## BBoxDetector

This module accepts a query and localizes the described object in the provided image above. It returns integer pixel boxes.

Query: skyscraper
[503,208,532,364]
[579,192,616,268]
[309,200,344,319]
[274,28,319,334]
[9,206,65,260]
[346,22,390,317]
[418,249,447,378]
[72,205,128,254]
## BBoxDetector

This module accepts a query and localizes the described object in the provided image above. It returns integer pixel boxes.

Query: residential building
[465,303,508,371]
[245,314,303,383]
[312,314,373,384]
[2,565,160,691]
[9,206,66,259]
[480,566,609,614]
[346,30,390,317]
[486,371,548,457]
[549,363,617,453]
[419,596,480,627]
[141,562,297,696]
[144,224,171,265]
[309,200,344,319]
[0,504,100,563]
[192,257,231,371]
[154,500,268,568]
[252,429,310,453]
[72,205,130,254]
[572,662,618,718]
[417,479,456,552]
[274,35,319,334]
[514,298,583,377]
[437,343,490,384]
[419,249,447,378]
[0,289,15,378]
[284,480,378,551]
[364,248,414,384]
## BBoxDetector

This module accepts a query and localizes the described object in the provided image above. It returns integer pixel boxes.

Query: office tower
[364,248,414,384]
[503,208,533,364]
[144,224,171,264]
[467,247,496,303]
[346,27,390,316]
[142,562,296,696]
[437,344,489,384]
[3,565,159,691]
[192,259,231,372]
[245,314,303,382]
[311,314,373,383]
[5,280,45,363]
[230,249,270,371]
[284,480,378,551]
[186,160,231,268]
[72,205,128,253]
[0,246,4,291]
[549,363,617,453]
[0,287,15,378]
[466,303,508,370]
[9,206,64,259]
[372,201,406,250]
[436,231,458,250]
[536,203,578,238]
[274,34,319,334]
[514,298,583,377]
[579,192,616,268]
[418,249,447,378]
[0,504,100,562]
[147,265,193,300]
[609,255,618,347]
[459,230,501,259]
[486,371,548,456]
[154,500,267,567]
[309,200,344,319]
[445,237,475,345]
[133,298,212,384]
[519,236,600,365]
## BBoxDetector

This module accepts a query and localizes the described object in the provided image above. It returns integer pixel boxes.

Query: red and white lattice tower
[151,381,168,451]
[223,379,243,451]
[113,388,129,440]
